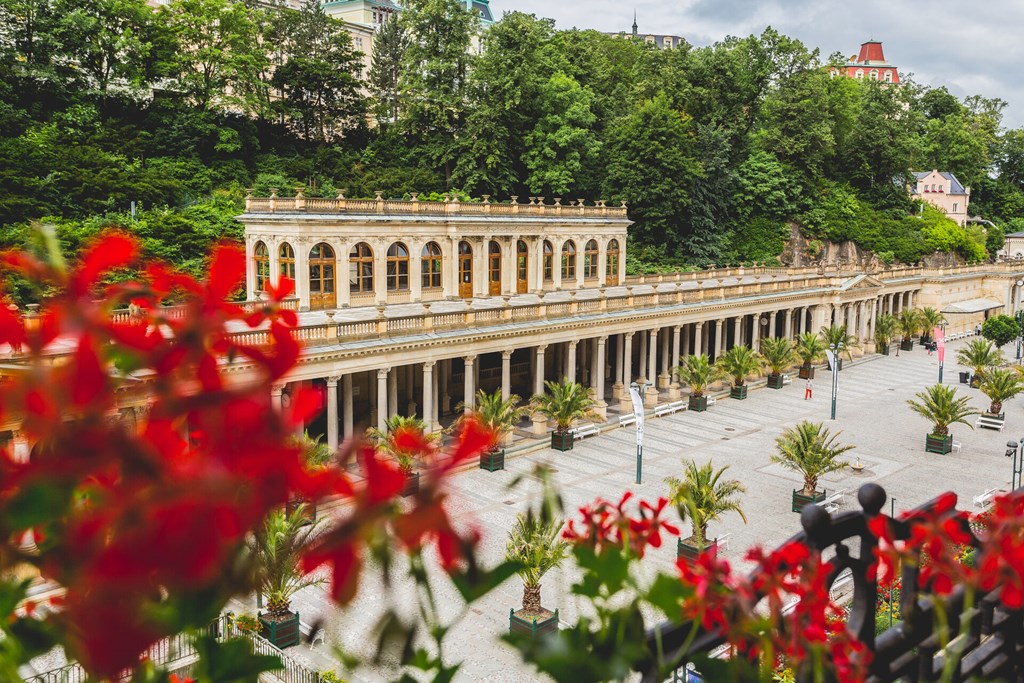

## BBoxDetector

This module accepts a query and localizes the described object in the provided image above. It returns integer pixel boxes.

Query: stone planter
[900,340,915,352]
[551,430,573,451]
[798,365,815,380]
[259,611,301,648]
[479,448,505,472]
[677,537,718,562]
[925,433,953,454]
[730,385,748,400]
[401,471,420,497]
[792,489,826,513]
[766,373,785,389]
[509,608,559,639]
[688,395,708,412]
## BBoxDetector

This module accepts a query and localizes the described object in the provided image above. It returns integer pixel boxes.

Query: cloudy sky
[491,0,1024,129]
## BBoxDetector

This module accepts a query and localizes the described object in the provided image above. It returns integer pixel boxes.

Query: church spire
[632,10,638,37]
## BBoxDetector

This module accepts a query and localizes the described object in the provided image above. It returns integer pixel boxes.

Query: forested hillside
[2,0,1023,280]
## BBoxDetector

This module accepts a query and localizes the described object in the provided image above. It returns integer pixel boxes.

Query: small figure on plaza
[805,378,813,400]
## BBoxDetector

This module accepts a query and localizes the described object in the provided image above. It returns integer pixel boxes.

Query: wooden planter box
[730,385,748,400]
[766,374,785,389]
[900,340,915,351]
[880,345,890,356]
[925,433,952,454]
[798,365,815,380]
[509,608,559,638]
[479,448,505,472]
[959,371,970,384]
[688,395,708,412]
[551,431,573,451]
[792,489,826,513]
[259,611,300,649]
[401,472,420,497]
[677,537,718,562]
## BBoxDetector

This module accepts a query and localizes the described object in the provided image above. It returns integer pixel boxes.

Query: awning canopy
[941,298,1005,314]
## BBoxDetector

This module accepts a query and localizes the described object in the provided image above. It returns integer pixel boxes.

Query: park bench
[821,489,848,514]
[715,533,731,551]
[654,400,687,417]
[976,414,1005,431]
[781,374,792,386]
[619,414,636,428]
[973,487,1000,509]
[299,620,326,648]
[706,396,717,407]
[571,423,600,440]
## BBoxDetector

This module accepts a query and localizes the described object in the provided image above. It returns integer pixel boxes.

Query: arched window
[583,239,599,279]
[421,242,442,289]
[349,242,374,293]
[606,239,620,285]
[884,70,893,83]
[308,243,336,310]
[543,240,554,282]
[488,240,501,295]
[855,68,864,79]
[561,240,576,280]
[516,240,529,293]
[254,241,270,293]
[279,242,295,281]
[869,69,879,80]
[386,242,409,291]
[458,241,473,298]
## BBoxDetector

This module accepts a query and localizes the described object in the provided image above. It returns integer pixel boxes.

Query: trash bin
[959,371,970,384]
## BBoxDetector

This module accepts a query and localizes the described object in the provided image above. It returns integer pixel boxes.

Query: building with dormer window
[911,170,971,226]
[830,40,900,84]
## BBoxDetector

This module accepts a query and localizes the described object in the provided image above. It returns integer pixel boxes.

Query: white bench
[654,400,687,417]
[973,488,1000,508]
[619,414,636,428]
[829,568,854,602]
[782,374,792,386]
[571,423,600,440]
[714,533,731,551]
[299,619,326,648]
[821,489,848,514]
[706,397,717,407]
[976,415,1005,431]
[952,440,962,453]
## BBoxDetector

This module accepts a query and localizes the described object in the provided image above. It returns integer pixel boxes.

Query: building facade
[606,14,685,50]
[831,40,899,83]
[911,170,971,226]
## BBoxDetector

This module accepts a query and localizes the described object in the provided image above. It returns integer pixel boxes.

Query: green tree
[505,513,568,615]
[819,324,859,359]
[978,367,1024,416]
[982,315,1019,348]
[795,331,825,371]
[460,388,528,444]
[874,314,897,348]
[523,72,600,196]
[367,14,408,127]
[675,354,725,397]
[715,345,765,388]
[249,505,326,616]
[907,384,978,436]
[760,337,798,376]
[665,459,747,549]
[529,379,600,435]
[772,421,854,496]
[956,338,1004,379]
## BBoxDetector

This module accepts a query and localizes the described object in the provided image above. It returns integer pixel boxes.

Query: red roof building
[831,40,900,84]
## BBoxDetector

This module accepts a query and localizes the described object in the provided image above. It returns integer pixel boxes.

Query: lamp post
[828,342,844,420]
[1009,440,1024,490]
[629,381,649,485]
[937,321,946,384]
[1015,302,1024,364]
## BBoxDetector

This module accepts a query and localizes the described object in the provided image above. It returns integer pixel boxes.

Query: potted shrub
[506,513,569,639]
[918,307,945,344]
[897,309,922,351]
[956,339,1004,388]
[795,332,825,380]
[676,354,725,411]
[665,459,747,562]
[529,379,600,452]
[874,314,897,356]
[771,421,853,512]
[286,432,335,524]
[368,415,438,496]
[976,367,1023,428]
[460,388,528,471]
[715,345,765,400]
[760,337,797,389]
[250,505,326,648]
[818,325,858,370]
[981,314,1019,349]
[907,384,978,454]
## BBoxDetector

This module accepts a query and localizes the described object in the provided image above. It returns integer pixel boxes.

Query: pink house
[911,170,971,226]
[831,40,900,83]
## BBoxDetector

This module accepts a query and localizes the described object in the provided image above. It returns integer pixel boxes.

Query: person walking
[804,378,813,400]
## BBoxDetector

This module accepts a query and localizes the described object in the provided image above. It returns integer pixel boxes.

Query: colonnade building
[236,193,1024,453]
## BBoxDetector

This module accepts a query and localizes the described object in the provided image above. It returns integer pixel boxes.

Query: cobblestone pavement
[289,338,1019,682]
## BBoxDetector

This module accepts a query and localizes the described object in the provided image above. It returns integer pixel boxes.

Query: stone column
[846,304,856,336]
[682,324,690,358]
[406,364,416,417]
[326,376,340,451]
[432,365,440,425]
[669,325,682,400]
[695,321,705,356]
[714,319,724,360]
[422,361,435,432]
[734,316,743,347]
[658,329,671,389]
[645,329,659,407]
[501,350,512,400]
[440,359,451,414]
[907,290,915,309]
[619,332,634,415]
[463,355,476,412]
[595,336,608,418]
[781,310,791,339]
[638,331,648,383]
[612,334,625,399]
[858,301,868,340]
[566,340,578,382]
[342,374,354,440]
[534,345,547,395]
[388,367,398,418]
[751,313,761,349]
[271,383,285,412]
[376,369,388,431]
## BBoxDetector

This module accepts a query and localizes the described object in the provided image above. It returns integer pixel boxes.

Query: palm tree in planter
[666,459,747,562]
[676,354,725,411]
[760,337,798,389]
[506,513,569,638]
[368,415,439,496]
[715,345,766,400]
[772,421,854,512]
[529,379,600,452]
[250,505,327,648]
[907,384,978,454]
[795,332,825,380]
[918,307,945,343]
[897,309,922,351]
[956,339,1004,387]
[461,388,528,471]
[874,314,897,356]
[977,368,1024,425]
[286,432,335,523]
[818,325,859,370]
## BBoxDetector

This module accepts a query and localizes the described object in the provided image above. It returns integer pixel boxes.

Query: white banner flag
[628,386,645,448]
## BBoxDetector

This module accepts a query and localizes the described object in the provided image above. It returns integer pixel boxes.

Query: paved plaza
[271,337,1020,682]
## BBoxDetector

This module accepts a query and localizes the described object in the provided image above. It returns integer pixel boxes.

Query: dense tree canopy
[0,1,1021,277]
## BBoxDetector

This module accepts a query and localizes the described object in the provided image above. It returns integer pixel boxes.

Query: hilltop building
[911,170,971,226]
[831,40,900,83]
[606,12,685,50]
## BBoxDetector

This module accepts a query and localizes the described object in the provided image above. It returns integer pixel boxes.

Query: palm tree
[665,460,747,550]
[297,431,334,469]
[897,309,922,344]
[505,513,569,616]
[715,345,766,388]
[907,384,978,436]
[760,337,798,377]
[819,324,859,360]
[956,339,1004,382]
[772,421,855,497]
[529,379,600,435]
[367,415,439,474]
[874,314,897,351]
[675,353,725,397]
[977,367,1024,416]
[795,332,826,376]
[918,307,946,342]
[459,388,528,446]
[250,505,327,618]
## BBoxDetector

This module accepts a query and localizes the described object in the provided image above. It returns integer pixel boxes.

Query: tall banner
[825,349,837,372]
[934,326,945,363]
[628,385,645,448]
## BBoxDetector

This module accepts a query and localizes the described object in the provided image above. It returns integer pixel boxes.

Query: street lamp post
[1010,440,1024,490]
[937,321,946,384]
[629,381,649,485]
[828,342,844,420]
